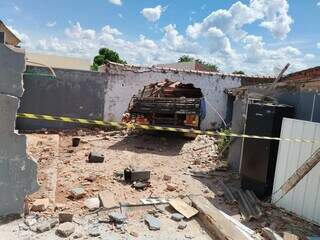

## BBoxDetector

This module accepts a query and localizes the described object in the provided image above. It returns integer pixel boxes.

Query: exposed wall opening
[122,80,205,129]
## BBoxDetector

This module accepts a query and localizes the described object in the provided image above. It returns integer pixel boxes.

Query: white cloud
[65,22,96,40]
[317,43,320,49]
[187,0,293,40]
[138,35,157,49]
[141,5,166,22]
[46,21,57,28]
[13,4,21,13]
[317,2,320,7]
[109,0,122,6]
[205,27,235,57]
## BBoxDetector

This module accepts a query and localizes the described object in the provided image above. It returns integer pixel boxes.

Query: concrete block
[144,214,160,230]
[59,212,73,223]
[88,151,104,163]
[69,187,86,199]
[84,198,100,210]
[0,44,25,97]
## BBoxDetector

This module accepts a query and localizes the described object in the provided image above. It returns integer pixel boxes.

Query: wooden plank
[99,191,118,209]
[190,195,254,240]
[169,198,198,219]
[283,232,299,240]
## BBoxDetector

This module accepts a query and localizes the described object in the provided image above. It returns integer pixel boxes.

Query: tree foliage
[177,55,219,72]
[178,55,195,62]
[91,48,127,71]
[232,70,245,75]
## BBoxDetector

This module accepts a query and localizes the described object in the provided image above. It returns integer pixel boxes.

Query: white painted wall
[103,63,242,130]
[272,118,320,225]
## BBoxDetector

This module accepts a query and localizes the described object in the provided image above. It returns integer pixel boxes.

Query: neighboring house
[155,61,212,72]
[26,52,92,71]
[0,20,21,46]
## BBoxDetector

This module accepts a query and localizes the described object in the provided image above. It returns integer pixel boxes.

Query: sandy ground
[0,129,319,240]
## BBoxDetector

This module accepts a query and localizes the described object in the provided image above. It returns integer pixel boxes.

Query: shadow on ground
[108,131,191,156]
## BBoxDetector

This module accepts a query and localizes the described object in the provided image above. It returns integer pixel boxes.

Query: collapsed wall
[103,62,243,130]
[0,43,38,215]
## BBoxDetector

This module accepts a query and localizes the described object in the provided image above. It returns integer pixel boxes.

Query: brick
[31,198,49,212]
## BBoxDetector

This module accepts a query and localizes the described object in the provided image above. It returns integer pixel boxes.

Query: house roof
[26,52,92,71]
[0,20,21,46]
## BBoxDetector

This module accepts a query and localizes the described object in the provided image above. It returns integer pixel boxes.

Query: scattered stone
[171,213,184,222]
[88,228,101,237]
[108,212,126,224]
[185,234,194,239]
[84,174,96,182]
[18,223,29,231]
[36,222,51,233]
[166,183,177,192]
[130,231,139,238]
[48,219,59,228]
[24,216,37,227]
[84,198,100,210]
[202,188,209,194]
[98,191,118,209]
[144,214,160,230]
[31,198,49,212]
[178,223,187,230]
[163,175,172,181]
[59,212,73,223]
[73,232,83,239]
[88,152,105,163]
[155,205,166,213]
[54,203,66,211]
[115,224,123,230]
[56,222,75,238]
[70,187,86,199]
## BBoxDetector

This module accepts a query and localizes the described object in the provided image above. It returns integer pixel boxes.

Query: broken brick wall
[0,43,38,216]
[103,63,243,130]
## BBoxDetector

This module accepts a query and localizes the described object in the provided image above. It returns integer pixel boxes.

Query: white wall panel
[272,118,320,225]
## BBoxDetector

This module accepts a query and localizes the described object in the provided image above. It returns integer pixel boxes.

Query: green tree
[232,70,245,75]
[178,55,195,62]
[91,48,127,71]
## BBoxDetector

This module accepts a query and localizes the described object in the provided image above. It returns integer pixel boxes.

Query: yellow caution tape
[16,113,319,144]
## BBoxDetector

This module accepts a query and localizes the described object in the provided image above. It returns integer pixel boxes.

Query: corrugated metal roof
[272,118,320,225]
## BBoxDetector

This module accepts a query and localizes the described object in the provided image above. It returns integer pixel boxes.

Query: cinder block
[88,152,104,163]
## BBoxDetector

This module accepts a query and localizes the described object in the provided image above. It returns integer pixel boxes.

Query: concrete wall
[16,66,107,130]
[0,43,38,216]
[104,63,242,130]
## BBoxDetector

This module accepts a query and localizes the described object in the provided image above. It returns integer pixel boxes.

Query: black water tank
[240,102,294,199]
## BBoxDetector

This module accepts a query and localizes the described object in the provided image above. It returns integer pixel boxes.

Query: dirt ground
[1,129,319,239]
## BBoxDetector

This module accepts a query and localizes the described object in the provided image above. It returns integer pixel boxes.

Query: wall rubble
[0,43,38,216]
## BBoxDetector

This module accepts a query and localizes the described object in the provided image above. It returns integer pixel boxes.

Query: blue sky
[1,0,320,74]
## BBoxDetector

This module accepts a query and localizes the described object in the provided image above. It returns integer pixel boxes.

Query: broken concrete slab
[56,222,75,237]
[144,214,160,230]
[190,195,253,240]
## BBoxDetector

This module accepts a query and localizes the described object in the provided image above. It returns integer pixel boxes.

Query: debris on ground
[88,151,105,163]
[56,222,75,237]
[145,214,161,230]
[3,130,316,239]
[31,198,49,212]
[169,198,198,219]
